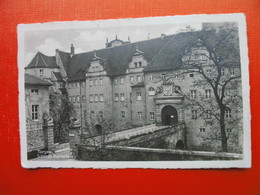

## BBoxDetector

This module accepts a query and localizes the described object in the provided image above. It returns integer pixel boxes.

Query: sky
[24,22,202,65]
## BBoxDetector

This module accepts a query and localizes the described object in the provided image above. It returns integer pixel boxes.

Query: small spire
[94,50,97,57]
[70,44,74,56]
[136,45,139,51]
[116,34,118,40]
[128,36,130,42]
[106,37,108,43]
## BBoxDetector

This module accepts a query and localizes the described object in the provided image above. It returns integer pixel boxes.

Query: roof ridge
[70,34,175,56]
[39,53,49,67]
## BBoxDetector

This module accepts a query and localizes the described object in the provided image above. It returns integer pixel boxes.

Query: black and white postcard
[18,13,251,168]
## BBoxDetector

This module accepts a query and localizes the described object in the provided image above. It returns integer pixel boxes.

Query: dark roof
[25,52,59,69]
[144,33,194,72]
[52,72,64,82]
[25,73,52,86]
[68,34,183,80]
[58,51,71,74]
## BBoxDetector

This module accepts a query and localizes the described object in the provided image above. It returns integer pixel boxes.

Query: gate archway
[95,124,103,135]
[161,105,178,125]
[175,140,184,149]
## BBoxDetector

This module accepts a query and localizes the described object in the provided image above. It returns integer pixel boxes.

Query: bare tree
[176,23,242,152]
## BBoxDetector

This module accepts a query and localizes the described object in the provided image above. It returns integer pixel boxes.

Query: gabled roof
[25,52,59,69]
[68,34,180,81]
[25,73,52,86]
[52,72,64,82]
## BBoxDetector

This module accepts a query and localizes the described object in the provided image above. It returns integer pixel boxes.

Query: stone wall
[26,122,44,151]
[76,145,242,161]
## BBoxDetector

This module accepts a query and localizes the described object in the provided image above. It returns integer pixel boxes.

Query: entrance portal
[95,124,103,135]
[161,105,178,125]
[176,140,184,149]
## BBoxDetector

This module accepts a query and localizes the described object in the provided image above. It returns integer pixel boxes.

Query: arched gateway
[161,105,178,126]
[95,124,103,135]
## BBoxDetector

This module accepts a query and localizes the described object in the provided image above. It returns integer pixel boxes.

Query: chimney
[70,44,74,56]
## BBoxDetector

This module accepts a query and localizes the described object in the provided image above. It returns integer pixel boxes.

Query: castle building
[25,29,242,152]
[25,73,53,152]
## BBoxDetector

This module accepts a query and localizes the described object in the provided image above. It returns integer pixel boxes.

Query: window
[89,95,94,103]
[120,78,124,84]
[190,90,197,99]
[94,94,99,102]
[206,110,212,119]
[229,68,235,76]
[148,87,155,96]
[121,111,125,118]
[138,62,142,67]
[69,97,72,102]
[89,80,93,87]
[120,93,125,101]
[189,73,194,78]
[191,110,198,119]
[90,110,95,115]
[114,79,118,85]
[73,83,76,88]
[82,82,85,87]
[206,69,212,74]
[221,69,225,75]
[76,95,80,102]
[31,89,38,95]
[32,105,39,120]
[98,111,103,118]
[137,75,142,82]
[150,112,155,120]
[82,95,86,102]
[138,112,142,120]
[225,108,231,118]
[99,94,104,102]
[114,93,119,102]
[134,62,138,68]
[136,92,142,101]
[130,76,134,84]
[94,79,98,86]
[39,69,43,76]
[161,74,166,80]
[72,96,76,103]
[99,79,103,86]
[149,75,153,81]
[199,128,206,133]
[227,128,232,133]
[77,82,80,88]
[205,89,212,99]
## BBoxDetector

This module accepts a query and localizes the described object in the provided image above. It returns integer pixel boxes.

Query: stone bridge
[80,123,184,146]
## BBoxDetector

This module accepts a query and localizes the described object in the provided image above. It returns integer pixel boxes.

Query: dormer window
[229,68,235,76]
[138,62,142,67]
[134,62,138,68]
[39,69,43,76]
[114,79,118,85]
